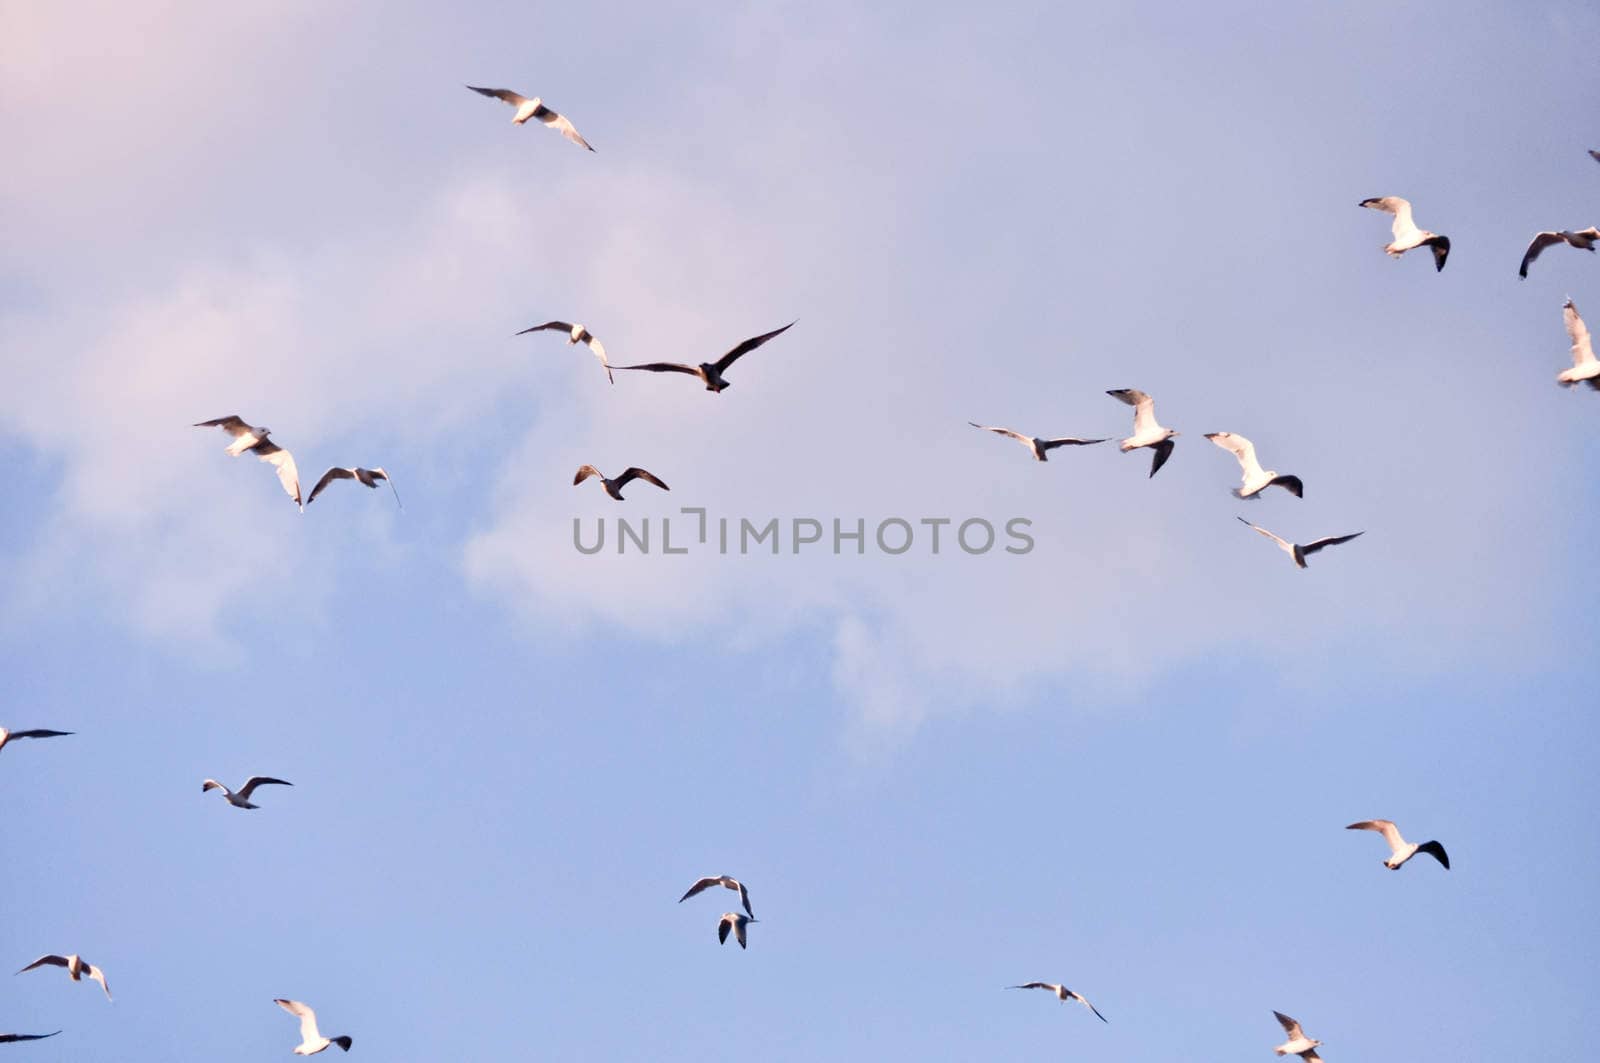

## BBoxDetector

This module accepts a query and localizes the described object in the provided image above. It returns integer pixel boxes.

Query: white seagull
[1557,298,1600,390]
[1519,227,1600,278]
[610,322,795,393]
[1237,517,1361,569]
[1010,982,1107,1022]
[306,467,401,508]
[717,912,756,950]
[202,776,293,810]
[1204,432,1303,498]
[465,86,594,150]
[968,422,1107,462]
[0,727,72,755]
[1106,389,1178,477]
[516,321,613,384]
[573,465,669,501]
[1358,197,1450,271]
[16,955,111,1000]
[679,875,753,919]
[0,1031,60,1043]
[1346,819,1449,870]
[274,999,352,1055]
[1272,1011,1323,1060]
[194,416,303,511]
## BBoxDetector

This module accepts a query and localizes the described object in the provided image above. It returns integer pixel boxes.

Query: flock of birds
[5,79,1595,1057]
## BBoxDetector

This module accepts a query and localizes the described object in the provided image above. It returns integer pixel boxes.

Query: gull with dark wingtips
[1358,197,1450,271]
[1519,227,1600,278]
[16,955,111,1000]
[717,912,756,949]
[1010,982,1107,1022]
[610,322,794,393]
[1346,819,1449,870]
[465,86,594,150]
[202,776,293,810]
[967,422,1107,462]
[194,416,303,511]
[516,321,613,384]
[1204,433,1303,498]
[1237,518,1361,569]
[307,467,401,508]
[679,875,753,919]
[1557,298,1600,390]
[573,466,669,501]
[1272,1011,1323,1060]
[275,999,352,1055]
[1106,389,1178,477]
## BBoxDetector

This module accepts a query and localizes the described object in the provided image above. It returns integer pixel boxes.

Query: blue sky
[3,0,1598,1057]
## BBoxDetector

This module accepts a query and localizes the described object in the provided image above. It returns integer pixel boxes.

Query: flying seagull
[1346,819,1449,870]
[1009,983,1107,1022]
[573,465,669,501]
[967,422,1107,462]
[274,999,352,1055]
[610,322,795,393]
[0,1031,60,1043]
[1237,517,1361,569]
[1106,389,1178,477]
[465,86,593,150]
[307,467,401,508]
[16,955,111,1001]
[194,416,302,511]
[202,776,293,810]
[1558,298,1600,390]
[1272,1011,1323,1060]
[516,321,613,384]
[679,876,753,919]
[717,912,756,950]
[1358,197,1450,271]
[0,727,72,755]
[1518,227,1600,278]
[1203,432,1303,498]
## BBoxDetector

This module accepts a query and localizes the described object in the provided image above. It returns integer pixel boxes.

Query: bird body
[1346,819,1449,870]
[275,999,352,1055]
[1204,432,1303,498]
[610,322,794,393]
[17,954,112,1000]
[0,727,72,754]
[1272,1011,1322,1061]
[202,776,293,810]
[195,416,303,511]
[717,912,756,949]
[1359,197,1450,271]
[1010,982,1107,1022]
[1237,517,1361,569]
[1559,299,1600,389]
[307,467,400,508]
[466,86,594,150]
[573,465,669,501]
[968,422,1107,461]
[517,320,613,383]
[679,875,753,918]
[1106,389,1177,477]
[1519,227,1600,278]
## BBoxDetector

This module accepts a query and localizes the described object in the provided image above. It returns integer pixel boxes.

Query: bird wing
[9,729,73,739]
[85,963,111,1000]
[307,467,355,505]
[252,441,302,508]
[609,361,701,376]
[1426,235,1450,271]
[1205,432,1264,480]
[1065,989,1108,1022]
[531,103,595,151]
[711,321,796,372]
[194,415,252,437]
[237,777,293,800]
[1417,840,1450,869]
[1012,982,1058,992]
[1347,819,1404,852]
[1148,438,1175,478]
[514,320,575,336]
[1360,195,1415,235]
[574,465,604,486]
[1106,389,1158,435]
[1273,1012,1305,1040]
[17,955,68,973]
[1040,436,1108,449]
[1520,232,1566,277]
[1300,1051,1322,1062]
[1299,531,1363,556]
[731,880,753,918]
[202,779,226,794]
[717,915,732,945]
[679,877,723,902]
[1237,516,1293,555]
[616,467,669,492]
[1590,150,1600,165]
[733,916,748,948]
[968,422,1030,445]
[466,85,528,107]
[1565,300,1596,367]
[276,999,321,1042]
[370,467,402,508]
[0,1032,61,1042]
[581,334,614,383]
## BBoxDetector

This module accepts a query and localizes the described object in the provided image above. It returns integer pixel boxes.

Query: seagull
[1237,518,1361,569]
[465,86,593,150]
[967,422,1107,462]
[679,875,753,919]
[306,467,401,508]
[1009,983,1107,1022]
[1106,389,1178,477]
[16,955,111,1001]
[717,912,756,949]
[202,776,293,810]
[1518,227,1600,278]
[0,727,72,755]
[1272,1011,1323,1060]
[1358,197,1450,271]
[1346,819,1449,870]
[516,321,612,384]
[274,999,352,1055]
[1557,298,1600,390]
[573,465,669,501]
[194,416,302,511]
[610,322,795,393]
[0,1031,60,1043]
[1204,432,1303,498]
